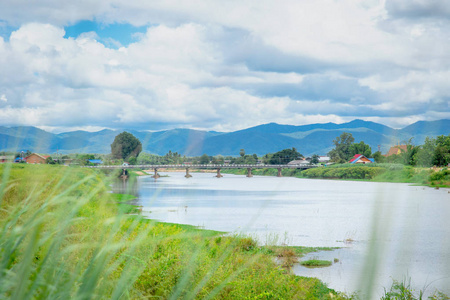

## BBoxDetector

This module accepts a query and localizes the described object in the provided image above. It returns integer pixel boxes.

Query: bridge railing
[84,164,318,169]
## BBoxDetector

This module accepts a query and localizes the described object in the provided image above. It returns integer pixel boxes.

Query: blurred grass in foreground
[0,164,349,299]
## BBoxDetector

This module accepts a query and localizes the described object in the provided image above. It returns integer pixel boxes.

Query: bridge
[86,164,318,178]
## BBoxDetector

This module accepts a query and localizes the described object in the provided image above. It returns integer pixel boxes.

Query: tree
[45,156,55,164]
[111,132,142,160]
[212,155,224,164]
[239,149,245,157]
[310,154,319,164]
[328,132,355,163]
[415,137,436,167]
[348,141,372,158]
[433,135,450,166]
[400,138,419,166]
[269,148,303,164]
[199,153,210,164]
[372,151,385,163]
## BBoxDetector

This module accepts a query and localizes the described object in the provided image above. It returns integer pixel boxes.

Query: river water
[125,172,450,298]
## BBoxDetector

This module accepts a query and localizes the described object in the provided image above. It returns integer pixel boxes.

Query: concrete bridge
[86,164,318,178]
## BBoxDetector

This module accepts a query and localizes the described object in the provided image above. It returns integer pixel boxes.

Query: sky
[0,0,449,133]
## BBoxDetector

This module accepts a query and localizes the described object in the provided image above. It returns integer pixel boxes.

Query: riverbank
[126,169,450,298]
[221,164,450,188]
[0,164,348,299]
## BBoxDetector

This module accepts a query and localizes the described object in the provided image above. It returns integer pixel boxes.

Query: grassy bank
[0,164,347,299]
[222,164,450,187]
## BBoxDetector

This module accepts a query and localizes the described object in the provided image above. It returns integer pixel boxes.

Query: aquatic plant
[300,259,333,267]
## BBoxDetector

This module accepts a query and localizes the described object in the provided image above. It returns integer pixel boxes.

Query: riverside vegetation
[0,163,349,299]
[1,164,448,299]
[223,164,450,188]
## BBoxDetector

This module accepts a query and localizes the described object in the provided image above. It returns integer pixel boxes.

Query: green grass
[300,260,333,267]
[223,165,450,188]
[0,163,347,299]
[381,279,450,300]
[2,163,448,299]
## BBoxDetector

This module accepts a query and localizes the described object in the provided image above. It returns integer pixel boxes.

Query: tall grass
[0,164,348,299]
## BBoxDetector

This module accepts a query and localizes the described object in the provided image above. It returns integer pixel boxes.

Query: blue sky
[64,21,147,48]
[0,0,449,133]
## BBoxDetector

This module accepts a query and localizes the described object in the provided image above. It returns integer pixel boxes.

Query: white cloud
[0,1,448,131]
[0,94,6,102]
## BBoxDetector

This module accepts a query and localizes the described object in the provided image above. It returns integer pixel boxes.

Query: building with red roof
[26,153,50,164]
[349,154,374,164]
[385,145,408,157]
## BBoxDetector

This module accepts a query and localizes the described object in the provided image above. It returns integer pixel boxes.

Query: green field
[1,164,448,299]
[0,164,347,299]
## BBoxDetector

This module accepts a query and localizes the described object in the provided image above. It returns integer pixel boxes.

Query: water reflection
[131,172,450,298]
[111,177,139,197]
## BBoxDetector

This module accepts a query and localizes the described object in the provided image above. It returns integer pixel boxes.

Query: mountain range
[0,119,448,157]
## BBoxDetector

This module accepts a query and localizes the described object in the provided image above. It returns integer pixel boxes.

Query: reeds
[0,164,348,299]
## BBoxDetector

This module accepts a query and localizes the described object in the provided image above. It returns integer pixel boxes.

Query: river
[124,172,450,298]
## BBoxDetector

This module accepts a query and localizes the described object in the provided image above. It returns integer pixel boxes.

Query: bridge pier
[277,168,282,177]
[185,168,192,178]
[152,168,160,179]
[246,167,253,178]
[215,168,223,178]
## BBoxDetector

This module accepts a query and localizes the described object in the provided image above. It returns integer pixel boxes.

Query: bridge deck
[86,164,317,169]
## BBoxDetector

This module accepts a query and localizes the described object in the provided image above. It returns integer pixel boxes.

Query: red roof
[26,153,50,160]
[385,145,407,157]
[349,154,362,163]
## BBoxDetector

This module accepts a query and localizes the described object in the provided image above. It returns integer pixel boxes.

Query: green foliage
[111,131,142,160]
[328,132,355,163]
[0,164,348,299]
[269,148,303,164]
[136,151,184,165]
[310,154,320,164]
[211,155,225,164]
[433,135,450,166]
[403,142,420,166]
[302,165,386,180]
[415,136,436,167]
[300,260,332,267]
[381,279,449,300]
[231,153,258,164]
[373,151,385,163]
[385,140,420,166]
[199,153,210,164]
[127,156,137,165]
[45,156,55,164]
[428,168,450,187]
[349,141,372,158]
[429,168,450,181]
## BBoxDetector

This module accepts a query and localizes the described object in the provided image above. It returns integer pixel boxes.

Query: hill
[0,119,448,156]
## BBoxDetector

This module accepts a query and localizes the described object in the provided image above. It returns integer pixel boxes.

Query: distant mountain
[0,119,448,156]
[399,119,450,136]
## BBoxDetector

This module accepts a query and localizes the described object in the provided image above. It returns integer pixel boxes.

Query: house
[288,159,310,166]
[319,156,330,163]
[385,145,408,157]
[349,154,374,164]
[26,153,50,164]
[0,156,14,163]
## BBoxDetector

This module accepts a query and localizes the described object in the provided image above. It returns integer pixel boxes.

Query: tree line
[107,131,449,167]
[327,131,450,167]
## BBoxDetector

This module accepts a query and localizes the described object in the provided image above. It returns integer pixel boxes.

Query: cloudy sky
[0,0,449,133]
